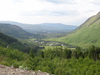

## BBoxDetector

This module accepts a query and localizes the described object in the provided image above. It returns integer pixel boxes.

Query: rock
[0,64,53,75]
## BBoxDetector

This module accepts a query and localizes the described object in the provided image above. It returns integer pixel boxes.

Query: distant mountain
[0,23,37,39]
[23,23,77,34]
[0,21,23,26]
[54,11,100,47]
[0,21,77,34]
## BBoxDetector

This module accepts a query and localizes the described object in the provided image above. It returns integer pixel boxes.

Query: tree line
[0,45,100,75]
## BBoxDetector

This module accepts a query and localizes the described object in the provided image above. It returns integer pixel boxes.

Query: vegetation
[0,12,100,75]
[42,32,68,38]
[0,32,30,52]
[0,45,100,75]
[48,12,100,48]
[0,23,39,39]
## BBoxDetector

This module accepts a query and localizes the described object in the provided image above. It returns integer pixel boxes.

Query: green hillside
[0,23,34,39]
[0,32,17,46]
[52,12,100,47]
[0,32,30,52]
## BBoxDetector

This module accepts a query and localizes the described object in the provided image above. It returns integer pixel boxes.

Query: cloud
[0,0,100,25]
[44,0,75,4]
[91,0,100,5]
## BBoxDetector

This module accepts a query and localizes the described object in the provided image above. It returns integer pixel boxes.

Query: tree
[41,51,44,58]
[64,49,72,59]
[29,48,35,59]
[88,45,100,60]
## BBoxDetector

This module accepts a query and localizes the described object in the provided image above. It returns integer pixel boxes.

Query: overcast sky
[0,0,100,26]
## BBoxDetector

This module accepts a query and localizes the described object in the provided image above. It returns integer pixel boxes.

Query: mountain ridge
[0,21,77,34]
[0,23,37,39]
[52,11,100,47]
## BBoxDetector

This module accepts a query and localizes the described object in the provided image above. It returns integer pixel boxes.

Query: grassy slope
[0,24,33,39]
[48,12,100,47]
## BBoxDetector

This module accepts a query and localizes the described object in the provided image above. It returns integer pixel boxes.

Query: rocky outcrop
[0,65,53,75]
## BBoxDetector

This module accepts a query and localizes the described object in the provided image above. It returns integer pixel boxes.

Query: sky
[0,0,100,26]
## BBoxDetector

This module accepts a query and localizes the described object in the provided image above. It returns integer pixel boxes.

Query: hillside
[0,32,18,46]
[0,32,30,52]
[0,23,34,39]
[53,12,100,47]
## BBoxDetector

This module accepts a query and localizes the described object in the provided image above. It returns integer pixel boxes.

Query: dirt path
[0,65,53,75]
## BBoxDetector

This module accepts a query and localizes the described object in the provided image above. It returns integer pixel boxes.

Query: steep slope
[0,32,18,46]
[0,32,30,52]
[55,12,100,47]
[0,23,34,39]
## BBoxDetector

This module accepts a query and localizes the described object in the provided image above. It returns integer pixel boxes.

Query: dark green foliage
[41,51,44,58]
[29,49,35,59]
[0,32,18,46]
[64,49,72,59]
[88,45,100,60]
[0,46,26,67]
[71,47,83,59]
[0,45,100,75]
[0,32,30,52]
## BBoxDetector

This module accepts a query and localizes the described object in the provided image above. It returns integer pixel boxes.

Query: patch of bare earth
[0,65,53,75]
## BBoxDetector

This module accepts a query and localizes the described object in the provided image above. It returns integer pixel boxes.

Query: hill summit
[0,23,34,39]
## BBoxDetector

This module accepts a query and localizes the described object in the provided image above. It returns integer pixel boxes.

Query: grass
[45,14,100,48]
